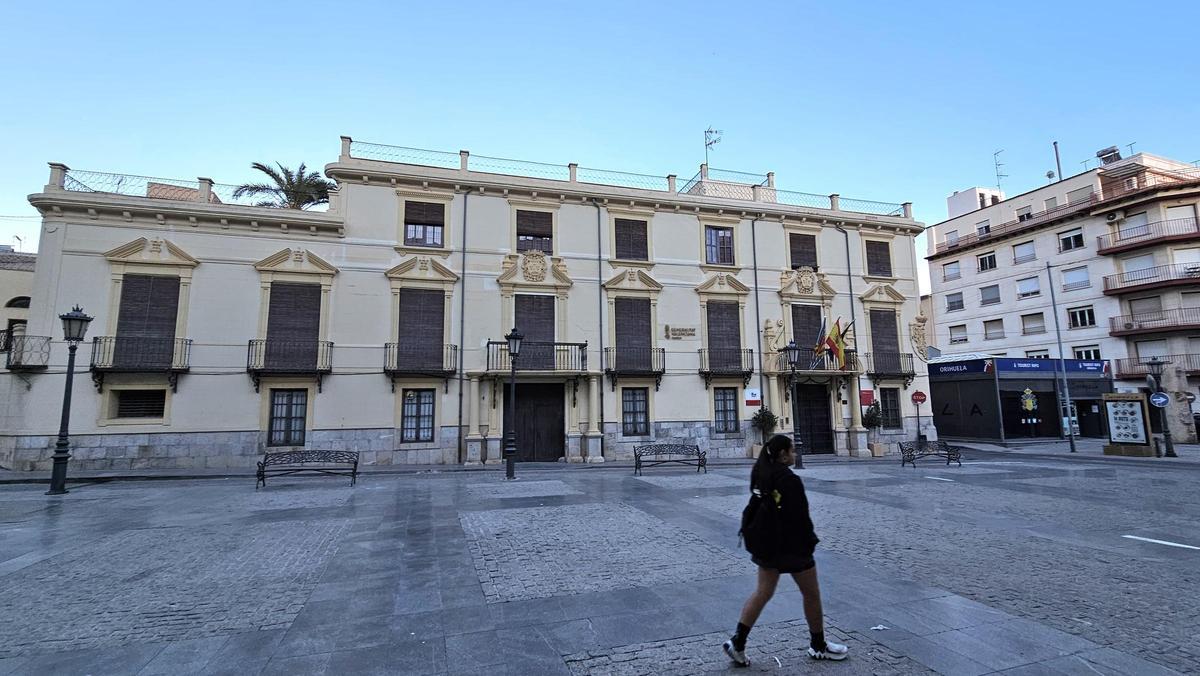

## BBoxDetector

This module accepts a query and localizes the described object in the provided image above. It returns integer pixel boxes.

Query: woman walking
[723,434,848,666]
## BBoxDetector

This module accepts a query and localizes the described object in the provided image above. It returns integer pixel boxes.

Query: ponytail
[751,434,793,491]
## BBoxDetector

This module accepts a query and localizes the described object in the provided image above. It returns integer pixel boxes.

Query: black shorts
[752,551,816,574]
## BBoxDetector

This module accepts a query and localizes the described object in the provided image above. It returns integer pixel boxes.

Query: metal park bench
[256,450,360,488]
[633,444,706,475]
[899,440,962,468]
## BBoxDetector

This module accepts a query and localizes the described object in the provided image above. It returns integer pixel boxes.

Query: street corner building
[924,145,1200,444]
[0,138,933,472]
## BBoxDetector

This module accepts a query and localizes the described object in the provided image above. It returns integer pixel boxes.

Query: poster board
[1103,393,1150,446]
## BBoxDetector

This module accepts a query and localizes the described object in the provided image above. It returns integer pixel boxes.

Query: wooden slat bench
[633,444,706,476]
[899,440,962,468]
[256,450,360,488]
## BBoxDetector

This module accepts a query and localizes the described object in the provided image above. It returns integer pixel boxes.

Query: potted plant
[750,406,778,458]
[862,402,887,456]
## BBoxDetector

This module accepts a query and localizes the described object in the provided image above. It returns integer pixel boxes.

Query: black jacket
[752,463,820,554]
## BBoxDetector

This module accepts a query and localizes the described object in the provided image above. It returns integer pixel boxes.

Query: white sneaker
[808,640,849,661]
[723,639,750,667]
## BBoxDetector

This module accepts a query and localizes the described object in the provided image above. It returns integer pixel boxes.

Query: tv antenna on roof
[993,150,1007,192]
[704,127,722,166]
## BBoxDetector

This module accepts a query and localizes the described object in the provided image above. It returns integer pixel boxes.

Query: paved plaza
[0,452,1197,675]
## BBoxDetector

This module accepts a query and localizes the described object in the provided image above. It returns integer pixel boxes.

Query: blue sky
[2,0,1198,292]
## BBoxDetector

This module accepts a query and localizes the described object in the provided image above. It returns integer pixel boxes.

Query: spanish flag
[825,319,853,370]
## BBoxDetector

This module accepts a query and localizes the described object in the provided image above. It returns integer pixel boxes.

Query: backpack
[739,488,782,559]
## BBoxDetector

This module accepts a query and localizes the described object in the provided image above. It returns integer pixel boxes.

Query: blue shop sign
[932,359,1109,377]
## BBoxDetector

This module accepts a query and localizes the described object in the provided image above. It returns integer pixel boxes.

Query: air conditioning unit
[1106,210,1125,223]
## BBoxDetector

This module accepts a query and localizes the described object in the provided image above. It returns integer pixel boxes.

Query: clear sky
[3,0,1198,292]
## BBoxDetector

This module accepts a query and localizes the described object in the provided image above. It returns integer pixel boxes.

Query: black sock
[733,622,751,650]
[810,631,826,652]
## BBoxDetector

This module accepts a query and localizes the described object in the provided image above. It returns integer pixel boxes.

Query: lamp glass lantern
[783,341,801,370]
[505,328,524,359]
[1143,356,1165,378]
[60,306,93,343]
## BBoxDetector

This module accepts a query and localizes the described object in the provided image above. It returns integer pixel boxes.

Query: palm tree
[232,162,335,209]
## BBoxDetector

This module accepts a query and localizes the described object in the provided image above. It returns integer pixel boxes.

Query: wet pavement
[0,453,1196,675]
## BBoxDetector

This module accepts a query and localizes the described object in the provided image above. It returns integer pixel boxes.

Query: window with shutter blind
[614,218,649,260]
[880,388,902,428]
[706,301,741,370]
[268,389,307,446]
[789,233,817,270]
[266,282,321,369]
[791,304,823,350]
[865,240,892,277]
[615,297,652,370]
[705,226,735,265]
[714,387,739,433]
[398,289,445,368]
[869,309,900,372]
[115,274,180,368]
[401,388,436,442]
[113,390,167,419]
[516,210,554,253]
[621,388,649,436]
[515,294,555,369]
[404,201,445,248]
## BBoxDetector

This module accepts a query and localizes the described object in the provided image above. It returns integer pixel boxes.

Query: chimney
[1096,146,1123,165]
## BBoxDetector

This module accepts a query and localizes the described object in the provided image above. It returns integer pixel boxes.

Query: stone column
[465,376,483,465]
[585,375,604,462]
[848,376,870,457]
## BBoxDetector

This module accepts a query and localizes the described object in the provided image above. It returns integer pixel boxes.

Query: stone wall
[601,420,754,460]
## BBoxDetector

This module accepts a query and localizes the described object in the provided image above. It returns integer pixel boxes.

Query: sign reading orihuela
[1103,393,1150,446]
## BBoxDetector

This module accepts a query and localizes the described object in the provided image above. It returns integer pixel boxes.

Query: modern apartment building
[1,137,930,471]
[926,147,1200,441]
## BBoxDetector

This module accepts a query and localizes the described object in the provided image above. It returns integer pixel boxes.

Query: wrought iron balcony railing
[604,347,666,390]
[1096,218,1200,254]
[91,336,191,371]
[770,347,858,373]
[384,343,457,390]
[4,335,50,370]
[485,341,587,372]
[1113,354,1200,378]
[933,193,1098,255]
[247,339,334,392]
[1103,263,1200,293]
[698,348,753,387]
[862,352,916,387]
[1110,307,1200,336]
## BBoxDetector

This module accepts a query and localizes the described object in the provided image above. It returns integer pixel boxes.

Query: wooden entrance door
[504,383,565,462]
[794,384,834,454]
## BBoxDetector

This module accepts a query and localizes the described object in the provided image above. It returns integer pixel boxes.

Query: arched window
[5,297,30,309]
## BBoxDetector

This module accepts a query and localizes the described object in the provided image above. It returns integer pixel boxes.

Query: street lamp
[47,306,93,495]
[782,340,804,469]
[503,328,523,480]
[1143,356,1177,458]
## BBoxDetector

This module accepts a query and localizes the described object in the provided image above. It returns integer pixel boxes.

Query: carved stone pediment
[498,251,572,293]
[779,267,835,300]
[603,268,663,295]
[695,272,750,297]
[385,256,459,286]
[105,238,198,267]
[859,282,906,304]
[254,248,338,276]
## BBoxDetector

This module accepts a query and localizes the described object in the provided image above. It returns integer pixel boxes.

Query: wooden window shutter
[789,233,817,269]
[615,219,648,260]
[865,241,892,277]
[267,283,321,341]
[615,297,651,370]
[399,289,445,365]
[516,210,553,237]
[117,275,179,339]
[404,201,445,226]
[515,294,555,368]
[706,301,741,369]
[869,309,899,354]
[791,305,823,347]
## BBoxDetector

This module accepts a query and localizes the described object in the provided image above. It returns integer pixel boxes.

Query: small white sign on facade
[745,388,761,407]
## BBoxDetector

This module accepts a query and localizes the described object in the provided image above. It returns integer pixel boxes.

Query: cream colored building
[1,138,930,471]
[926,147,1200,441]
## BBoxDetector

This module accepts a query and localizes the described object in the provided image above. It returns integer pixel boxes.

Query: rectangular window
[705,226,735,265]
[114,390,166,419]
[1066,186,1093,204]
[949,324,968,344]
[1059,228,1084,252]
[984,319,1005,340]
[403,201,445,248]
[1135,339,1168,359]
[706,301,742,371]
[268,389,307,447]
[865,240,893,277]
[869,309,899,355]
[942,261,961,281]
[265,282,321,369]
[401,388,435,443]
[1073,345,1101,360]
[714,387,739,433]
[1167,205,1196,224]
[514,294,555,369]
[1012,241,1036,264]
[1118,212,1150,239]
[1021,312,1046,335]
[621,388,650,436]
[880,388,902,429]
[1068,306,1096,329]
[1129,296,1163,316]
[516,209,554,253]
[976,220,991,235]
[1016,206,1033,222]
[1017,276,1041,298]
[978,252,997,272]
[615,297,652,371]
[1062,266,1090,291]
[1044,197,1058,211]
[1026,350,1050,359]
[397,288,445,368]
[614,218,649,261]
[945,230,959,245]
[946,292,964,312]
[980,284,1001,305]
[115,274,181,368]
[789,233,818,270]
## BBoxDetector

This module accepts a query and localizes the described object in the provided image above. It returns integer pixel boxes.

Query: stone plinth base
[1103,444,1154,457]
[584,435,604,463]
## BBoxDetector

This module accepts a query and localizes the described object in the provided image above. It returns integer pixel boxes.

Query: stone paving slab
[633,473,745,489]
[465,479,583,498]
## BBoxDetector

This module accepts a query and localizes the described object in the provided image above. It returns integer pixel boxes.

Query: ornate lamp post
[47,306,93,495]
[783,340,804,469]
[1143,356,1177,458]
[503,328,523,480]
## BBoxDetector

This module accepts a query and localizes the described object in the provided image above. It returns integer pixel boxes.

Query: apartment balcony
[604,347,666,390]
[932,193,1098,255]
[1113,353,1200,378]
[1103,263,1200,294]
[862,352,916,387]
[698,348,753,388]
[1097,218,1200,255]
[485,341,587,373]
[384,343,457,389]
[1109,307,1200,336]
[90,336,192,391]
[2,334,50,370]
[769,347,859,374]
[246,339,334,391]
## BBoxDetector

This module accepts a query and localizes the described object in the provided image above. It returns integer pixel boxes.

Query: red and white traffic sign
[911,391,927,405]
